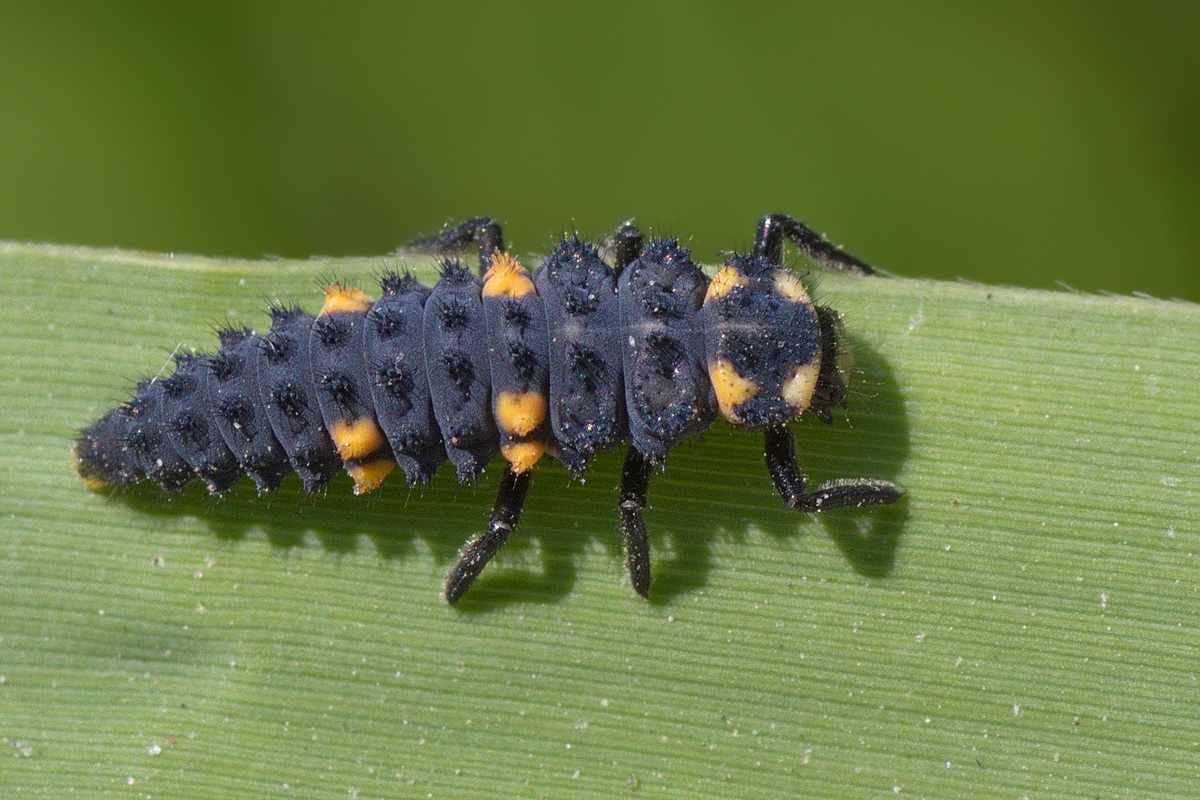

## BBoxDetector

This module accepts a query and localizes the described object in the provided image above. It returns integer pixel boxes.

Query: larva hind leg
[763,424,903,512]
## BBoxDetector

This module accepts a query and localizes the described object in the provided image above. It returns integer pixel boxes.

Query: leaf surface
[2,242,1197,798]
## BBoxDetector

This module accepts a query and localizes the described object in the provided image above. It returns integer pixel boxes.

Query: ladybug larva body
[75,214,904,603]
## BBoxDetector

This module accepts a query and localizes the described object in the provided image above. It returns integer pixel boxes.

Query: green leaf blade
[1,242,1197,798]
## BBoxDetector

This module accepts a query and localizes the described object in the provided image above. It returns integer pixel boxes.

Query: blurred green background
[2,1,1197,299]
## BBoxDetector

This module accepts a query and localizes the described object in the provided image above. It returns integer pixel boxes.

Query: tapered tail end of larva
[73,437,112,491]
[73,411,131,491]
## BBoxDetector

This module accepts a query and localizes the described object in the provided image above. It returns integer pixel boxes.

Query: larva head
[701,254,824,429]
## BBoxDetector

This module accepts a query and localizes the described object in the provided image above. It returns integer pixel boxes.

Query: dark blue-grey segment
[205,328,291,492]
[308,298,394,462]
[422,260,497,480]
[121,378,194,491]
[483,260,550,455]
[256,307,341,491]
[533,235,626,474]
[364,273,445,484]
[618,238,714,463]
[160,352,241,493]
[75,406,144,487]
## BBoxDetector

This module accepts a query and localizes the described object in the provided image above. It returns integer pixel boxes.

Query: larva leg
[408,217,505,274]
[443,464,533,604]
[616,446,653,598]
[763,424,904,511]
[608,221,643,276]
[753,214,878,275]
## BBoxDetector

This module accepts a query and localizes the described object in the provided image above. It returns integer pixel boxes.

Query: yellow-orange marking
[502,441,545,473]
[709,359,760,424]
[78,472,111,491]
[347,458,395,494]
[772,271,811,304]
[320,284,373,315]
[494,390,547,437]
[782,361,821,412]
[330,416,386,460]
[705,265,748,302]
[482,252,535,299]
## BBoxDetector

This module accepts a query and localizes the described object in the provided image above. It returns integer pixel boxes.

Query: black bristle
[437,297,471,331]
[380,271,420,295]
[259,332,292,363]
[319,371,358,409]
[268,303,302,323]
[170,410,209,448]
[161,372,193,398]
[378,362,414,403]
[207,349,241,382]
[502,300,532,330]
[441,351,474,400]
[314,315,352,346]
[508,340,539,381]
[437,258,473,285]
[270,381,307,418]
[373,306,405,339]
[217,327,251,347]
[644,333,686,378]
[568,343,607,393]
